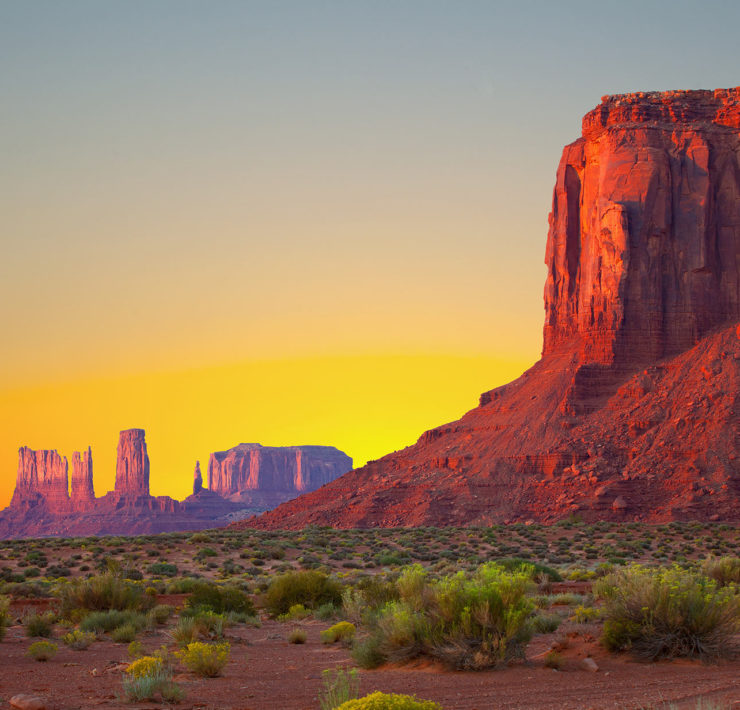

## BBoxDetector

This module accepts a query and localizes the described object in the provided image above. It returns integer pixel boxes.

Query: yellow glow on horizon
[0,353,533,509]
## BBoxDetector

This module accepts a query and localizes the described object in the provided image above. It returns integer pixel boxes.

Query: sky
[2,0,740,507]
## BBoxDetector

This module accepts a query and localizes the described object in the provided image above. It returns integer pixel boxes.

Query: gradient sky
[2,0,740,507]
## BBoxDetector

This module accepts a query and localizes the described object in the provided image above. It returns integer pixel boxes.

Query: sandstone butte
[0,431,352,538]
[208,443,353,508]
[241,87,740,530]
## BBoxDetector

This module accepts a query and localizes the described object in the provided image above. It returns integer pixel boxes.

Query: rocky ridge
[0,431,351,538]
[243,87,740,530]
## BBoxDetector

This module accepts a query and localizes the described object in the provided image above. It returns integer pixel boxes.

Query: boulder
[9,695,47,710]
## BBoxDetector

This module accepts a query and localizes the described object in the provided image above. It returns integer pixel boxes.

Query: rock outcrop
[544,88,740,366]
[71,447,95,510]
[208,444,352,508]
[0,429,351,538]
[193,461,203,495]
[242,88,740,530]
[114,429,150,499]
[10,448,70,513]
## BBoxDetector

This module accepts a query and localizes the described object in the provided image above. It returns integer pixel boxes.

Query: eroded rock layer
[242,88,740,530]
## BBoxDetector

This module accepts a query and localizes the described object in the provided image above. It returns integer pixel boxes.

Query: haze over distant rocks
[244,87,740,530]
[0,431,351,539]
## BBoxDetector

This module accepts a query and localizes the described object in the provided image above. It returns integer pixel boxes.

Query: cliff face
[10,448,70,512]
[114,429,150,499]
[208,444,352,506]
[71,447,95,510]
[243,88,740,530]
[544,88,740,365]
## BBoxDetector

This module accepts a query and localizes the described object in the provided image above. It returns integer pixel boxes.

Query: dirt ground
[0,614,738,710]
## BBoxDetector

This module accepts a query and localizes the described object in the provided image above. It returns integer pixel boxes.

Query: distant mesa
[243,87,740,530]
[208,443,353,508]
[0,430,352,539]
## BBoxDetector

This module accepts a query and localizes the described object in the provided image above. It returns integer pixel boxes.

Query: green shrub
[597,565,740,660]
[321,621,356,644]
[80,609,147,634]
[62,629,96,650]
[335,691,442,710]
[170,616,201,647]
[46,565,71,577]
[176,641,230,677]
[122,671,184,703]
[571,605,600,624]
[147,562,178,577]
[23,611,55,638]
[531,613,561,634]
[195,610,228,638]
[319,667,360,710]
[265,570,342,616]
[702,557,740,587]
[166,577,201,594]
[350,634,384,669]
[128,640,144,658]
[288,628,307,644]
[353,563,534,671]
[126,655,163,678]
[111,623,138,643]
[277,603,311,622]
[495,558,562,582]
[185,581,255,616]
[543,650,564,669]
[122,657,184,703]
[0,595,10,640]
[58,573,151,614]
[148,604,174,625]
[315,602,338,620]
[27,640,58,661]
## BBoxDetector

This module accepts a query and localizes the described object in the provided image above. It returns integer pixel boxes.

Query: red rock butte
[0,430,351,538]
[243,87,740,530]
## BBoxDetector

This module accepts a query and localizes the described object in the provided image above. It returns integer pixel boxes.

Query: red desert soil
[0,617,737,710]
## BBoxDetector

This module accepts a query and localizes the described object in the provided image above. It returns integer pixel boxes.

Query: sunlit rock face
[242,88,740,530]
[544,88,740,365]
[10,448,70,512]
[114,428,150,499]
